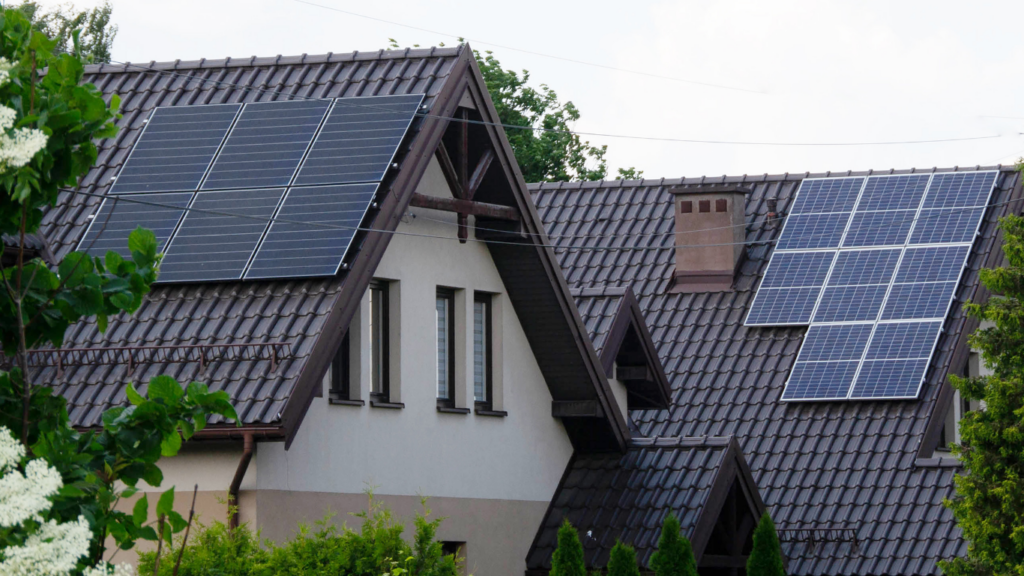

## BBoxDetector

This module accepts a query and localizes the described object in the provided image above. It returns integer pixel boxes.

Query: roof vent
[668,184,752,292]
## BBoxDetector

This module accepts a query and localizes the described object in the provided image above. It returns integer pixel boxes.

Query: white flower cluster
[0,427,134,576]
[83,562,136,576]
[0,57,47,173]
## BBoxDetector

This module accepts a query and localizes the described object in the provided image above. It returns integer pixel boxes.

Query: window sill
[370,400,405,409]
[329,397,365,407]
[437,406,471,415]
[475,407,508,417]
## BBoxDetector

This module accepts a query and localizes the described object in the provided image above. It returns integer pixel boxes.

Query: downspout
[228,432,254,529]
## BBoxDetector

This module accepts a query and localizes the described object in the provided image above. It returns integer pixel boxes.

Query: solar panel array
[744,171,998,401]
[79,94,424,282]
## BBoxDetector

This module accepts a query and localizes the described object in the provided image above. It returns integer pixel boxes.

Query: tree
[940,211,1024,576]
[607,540,640,576]
[12,1,116,63]
[650,513,698,576]
[0,7,235,572]
[747,512,785,576]
[387,39,641,182]
[550,518,587,576]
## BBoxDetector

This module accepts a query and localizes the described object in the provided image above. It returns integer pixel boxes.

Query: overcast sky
[33,0,1024,180]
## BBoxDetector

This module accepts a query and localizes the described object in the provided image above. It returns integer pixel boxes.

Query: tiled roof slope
[528,436,742,571]
[35,47,463,427]
[530,167,1024,576]
[572,285,629,357]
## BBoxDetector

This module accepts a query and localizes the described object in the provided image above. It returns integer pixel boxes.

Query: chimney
[668,184,751,292]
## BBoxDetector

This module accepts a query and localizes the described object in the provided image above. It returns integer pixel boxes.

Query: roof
[2,232,54,264]
[529,166,1024,575]
[35,45,630,452]
[527,436,765,572]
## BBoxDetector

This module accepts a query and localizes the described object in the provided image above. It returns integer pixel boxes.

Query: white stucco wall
[256,158,575,502]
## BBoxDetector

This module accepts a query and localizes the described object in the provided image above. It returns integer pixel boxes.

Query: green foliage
[12,1,116,62]
[747,513,785,576]
[650,513,698,576]
[607,540,640,576]
[551,518,587,576]
[140,496,459,576]
[941,212,1024,576]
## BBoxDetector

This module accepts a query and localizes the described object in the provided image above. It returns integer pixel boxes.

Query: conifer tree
[551,519,587,576]
[940,213,1024,576]
[747,513,786,576]
[607,540,641,576]
[650,513,698,576]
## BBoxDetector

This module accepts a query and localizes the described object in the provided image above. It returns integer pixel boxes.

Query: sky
[31,0,1024,180]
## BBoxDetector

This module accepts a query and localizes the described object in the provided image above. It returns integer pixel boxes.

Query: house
[29,45,677,575]
[526,168,1022,575]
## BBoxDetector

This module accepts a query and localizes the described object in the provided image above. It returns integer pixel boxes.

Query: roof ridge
[85,45,464,74]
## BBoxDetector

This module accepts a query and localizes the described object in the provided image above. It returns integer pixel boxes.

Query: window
[436,288,455,406]
[330,331,351,399]
[369,280,389,400]
[473,293,492,406]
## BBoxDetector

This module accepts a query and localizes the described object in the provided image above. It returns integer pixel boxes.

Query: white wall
[257,158,574,502]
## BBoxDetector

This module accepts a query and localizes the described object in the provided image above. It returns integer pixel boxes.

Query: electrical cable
[102,59,1010,148]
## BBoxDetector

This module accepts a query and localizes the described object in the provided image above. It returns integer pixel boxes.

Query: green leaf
[128,227,158,266]
[156,487,174,517]
[160,430,182,457]
[147,375,183,404]
[125,384,145,406]
[132,494,148,526]
[142,463,163,487]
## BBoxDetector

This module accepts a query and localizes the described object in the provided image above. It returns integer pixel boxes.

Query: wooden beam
[551,400,604,418]
[410,193,520,222]
[615,365,652,382]
[466,149,495,200]
[434,143,464,199]
[700,555,749,569]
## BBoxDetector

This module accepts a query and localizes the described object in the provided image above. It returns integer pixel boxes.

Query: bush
[607,540,640,576]
[747,512,785,576]
[550,519,586,576]
[650,513,697,576]
[138,495,458,576]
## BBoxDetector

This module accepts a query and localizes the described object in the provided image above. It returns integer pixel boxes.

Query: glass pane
[437,296,449,399]
[474,300,487,402]
[370,287,383,395]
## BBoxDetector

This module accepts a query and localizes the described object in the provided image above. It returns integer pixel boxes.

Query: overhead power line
[104,59,1010,148]
[288,0,764,95]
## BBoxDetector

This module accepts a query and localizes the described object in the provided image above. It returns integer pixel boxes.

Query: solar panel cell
[924,171,997,209]
[895,246,971,283]
[849,359,929,399]
[158,189,285,283]
[827,249,901,286]
[759,251,834,289]
[745,287,820,325]
[813,285,887,323]
[789,177,864,214]
[110,105,240,194]
[245,183,379,279]
[781,361,859,401]
[855,174,930,211]
[79,193,193,257]
[201,100,331,190]
[776,213,850,250]
[910,208,985,244]
[798,324,872,362]
[881,282,956,320]
[293,95,423,187]
[842,211,914,247]
[866,321,942,360]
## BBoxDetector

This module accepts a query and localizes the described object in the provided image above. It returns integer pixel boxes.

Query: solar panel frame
[744,287,822,326]
[910,208,987,245]
[756,251,835,289]
[77,193,193,257]
[923,171,998,209]
[788,177,865,215]
[781,361,860,402]
[848,358,932,400]
[813,285,888,323]
[774,213,852,250]
[841,210,915,248]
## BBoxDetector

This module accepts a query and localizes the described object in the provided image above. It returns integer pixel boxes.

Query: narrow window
[436,288,455,406]
[473,293,492,406]
[330,331,351,399]
[369,281,389,400]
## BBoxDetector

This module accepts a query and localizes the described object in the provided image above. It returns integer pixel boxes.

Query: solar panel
[848,359,930,399]
[245,183,379,279]
[110,105,240,194]
[776,213,850,250]
[79,193,193,257]
[158,189,285,283]
[745,287,820,325]
[201,99,331,190]
[813,285,887,323]
[827,249,901,286]
[910,208,986,245]
[788,177,864,214]
[292,95,424,187]
[753,171,998,402]
[924,172,997,209]
[856,174,929,211]
[758,251,834,289]
[842,211,914,247]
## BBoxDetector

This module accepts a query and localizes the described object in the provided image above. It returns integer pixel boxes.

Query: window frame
[369,280,390,402]
[473,292,493,408]
[436,287,456,408]
[330,330,351,400]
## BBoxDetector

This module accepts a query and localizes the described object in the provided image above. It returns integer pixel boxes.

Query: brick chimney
[668,184,751,292]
